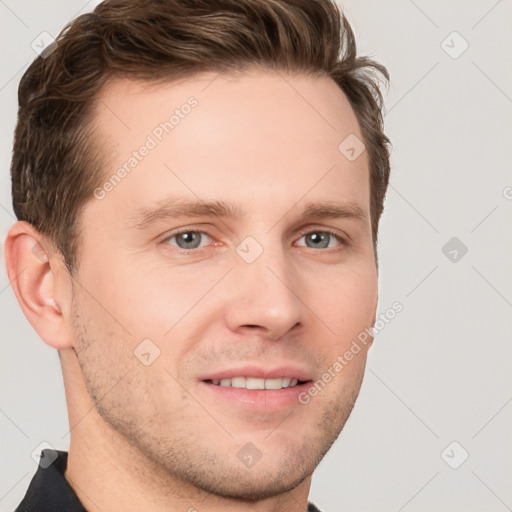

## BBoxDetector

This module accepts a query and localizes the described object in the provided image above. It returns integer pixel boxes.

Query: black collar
[16,450,86,511]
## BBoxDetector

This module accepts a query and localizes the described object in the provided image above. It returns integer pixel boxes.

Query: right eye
[163,230,213,250]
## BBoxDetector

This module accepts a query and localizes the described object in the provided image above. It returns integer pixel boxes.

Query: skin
[5,69,378,512]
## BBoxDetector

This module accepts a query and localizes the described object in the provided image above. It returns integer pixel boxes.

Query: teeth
[212,377,302,389]
[246,377,265,389]
[231,377,246,388]
[265,378,283,390]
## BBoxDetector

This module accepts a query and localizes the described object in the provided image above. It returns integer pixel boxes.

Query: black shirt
[15,449,324,512]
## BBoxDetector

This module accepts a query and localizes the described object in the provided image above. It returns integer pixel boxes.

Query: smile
[204,377,307,389]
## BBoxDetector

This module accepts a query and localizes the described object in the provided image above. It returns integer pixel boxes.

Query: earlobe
[4,221,74,350]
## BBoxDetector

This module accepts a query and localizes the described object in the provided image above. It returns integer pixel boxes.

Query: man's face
[70,70,378,499]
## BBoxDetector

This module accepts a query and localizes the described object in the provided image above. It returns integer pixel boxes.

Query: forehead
[93,69,362,143]
[87,70,369,225]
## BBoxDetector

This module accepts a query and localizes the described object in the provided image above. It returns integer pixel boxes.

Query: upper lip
[199,365,313,382]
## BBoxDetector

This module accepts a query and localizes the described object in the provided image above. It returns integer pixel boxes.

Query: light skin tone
[5,69,378,512]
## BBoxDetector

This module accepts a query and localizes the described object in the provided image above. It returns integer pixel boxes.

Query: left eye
[165,231,212,250]
[297,231,342,249]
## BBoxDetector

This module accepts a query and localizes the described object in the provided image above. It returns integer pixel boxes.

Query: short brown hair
[11,0,391,273]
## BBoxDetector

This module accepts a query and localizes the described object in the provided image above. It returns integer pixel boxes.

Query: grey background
[1,1,511,511]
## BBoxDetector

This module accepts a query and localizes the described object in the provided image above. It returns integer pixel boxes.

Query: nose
[223,240,305,341]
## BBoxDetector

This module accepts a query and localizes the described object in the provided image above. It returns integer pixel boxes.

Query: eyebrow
[126,197,368,230]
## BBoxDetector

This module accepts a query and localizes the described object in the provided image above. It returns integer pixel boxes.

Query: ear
[4,221,74,350]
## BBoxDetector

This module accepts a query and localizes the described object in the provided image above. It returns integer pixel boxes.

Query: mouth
[203,377,310,389]
[199,375,314,413]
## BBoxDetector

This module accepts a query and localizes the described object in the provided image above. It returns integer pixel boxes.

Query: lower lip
[199,381,312,413]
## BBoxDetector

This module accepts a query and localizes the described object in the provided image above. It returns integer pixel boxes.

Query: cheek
[313,264,377,342]
[79,259,187,337]
[123,269,222,336]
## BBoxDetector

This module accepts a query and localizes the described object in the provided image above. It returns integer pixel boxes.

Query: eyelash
[162,227,346,253]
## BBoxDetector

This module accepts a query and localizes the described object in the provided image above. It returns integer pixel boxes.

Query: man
[5,0,391,510]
